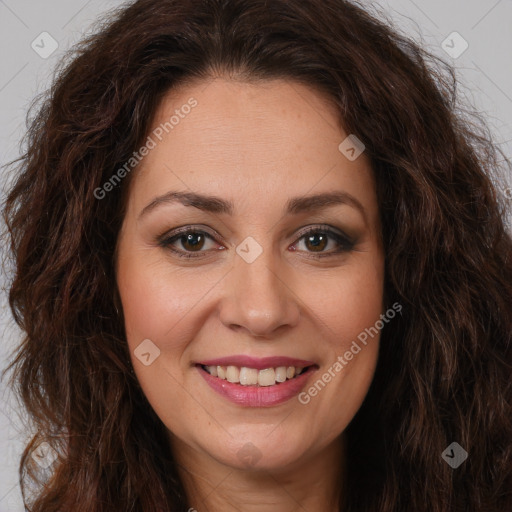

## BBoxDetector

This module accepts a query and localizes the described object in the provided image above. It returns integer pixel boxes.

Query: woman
[2,0,511,510]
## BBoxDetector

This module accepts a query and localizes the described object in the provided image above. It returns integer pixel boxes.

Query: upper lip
[197,355,316,370]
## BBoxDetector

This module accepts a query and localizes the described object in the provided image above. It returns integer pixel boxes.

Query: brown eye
[292,227,355,257]
[179,232,207,251]
[159,229,220,259]
[304,232,328,252]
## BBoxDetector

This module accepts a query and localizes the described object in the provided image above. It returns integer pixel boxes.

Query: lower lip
[196,365,316,407]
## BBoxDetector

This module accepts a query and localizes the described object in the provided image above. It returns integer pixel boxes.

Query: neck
[171,435,345,512]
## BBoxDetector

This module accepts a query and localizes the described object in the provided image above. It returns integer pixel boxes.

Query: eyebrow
[138,190,368,225]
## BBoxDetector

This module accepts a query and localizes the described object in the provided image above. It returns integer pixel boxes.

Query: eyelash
[158,225,356,260]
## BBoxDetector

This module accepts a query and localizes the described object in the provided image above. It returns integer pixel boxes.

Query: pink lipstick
[195,355,318,407]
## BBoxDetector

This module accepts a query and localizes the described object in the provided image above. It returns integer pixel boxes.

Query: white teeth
[258,368,276,386]
[275,366,287,382]
[239,367,258,385]
[203,364,307,386]
[226,365,240,383]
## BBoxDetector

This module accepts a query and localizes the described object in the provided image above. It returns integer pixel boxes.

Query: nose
[218,245,301,339]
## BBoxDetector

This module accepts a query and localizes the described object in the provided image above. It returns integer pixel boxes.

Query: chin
[205,430,311,471]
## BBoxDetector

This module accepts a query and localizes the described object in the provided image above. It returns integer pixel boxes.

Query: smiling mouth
[198,364,314,387]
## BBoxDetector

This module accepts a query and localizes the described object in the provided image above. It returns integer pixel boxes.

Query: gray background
[1,0,511,509]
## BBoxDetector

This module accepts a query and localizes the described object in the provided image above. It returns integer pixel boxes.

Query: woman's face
[116,78,385,472]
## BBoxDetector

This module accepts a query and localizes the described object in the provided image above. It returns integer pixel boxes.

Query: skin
[116,77,385,512]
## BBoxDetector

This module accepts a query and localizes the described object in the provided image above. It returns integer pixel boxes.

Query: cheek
[291,257,384,432]
[119,268,186,343]
[116,251,211,427]
[302,257,384,351]
[117,248,212,350]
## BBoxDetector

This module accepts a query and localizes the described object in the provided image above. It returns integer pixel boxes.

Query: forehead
[149,77,343,148]
[126,77,378,226]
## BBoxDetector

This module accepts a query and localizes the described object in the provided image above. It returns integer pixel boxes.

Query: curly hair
[2,0,511,510]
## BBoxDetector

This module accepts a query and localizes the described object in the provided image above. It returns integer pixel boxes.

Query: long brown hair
[2,0,511,510]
